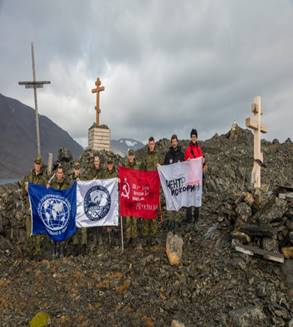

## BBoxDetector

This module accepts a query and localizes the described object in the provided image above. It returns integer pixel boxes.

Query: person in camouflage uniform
[140,137,161,244]
[48,164,71,258]
[22,156,48,258]
[101,156,117,245]
[71,161,87,256]
[88,155,104,180]
[48,165,71,190]
[84,155,104,251]
[164,134,185,232]
[122,149,140,245]
[101,156,117,179]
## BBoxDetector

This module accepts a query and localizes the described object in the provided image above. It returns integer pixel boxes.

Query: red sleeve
[184,146,191,161]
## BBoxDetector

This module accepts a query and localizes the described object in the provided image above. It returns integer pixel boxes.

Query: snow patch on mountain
[111,138,144,156]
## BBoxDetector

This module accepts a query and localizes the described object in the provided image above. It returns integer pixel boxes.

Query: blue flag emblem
[84,185,111,221]
[28,183,77,241]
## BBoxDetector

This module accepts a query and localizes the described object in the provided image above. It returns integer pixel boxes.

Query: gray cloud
[0,0,292,148]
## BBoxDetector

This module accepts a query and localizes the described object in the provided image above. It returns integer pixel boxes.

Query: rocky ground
[0,194,292,326]
[0,125,292,326]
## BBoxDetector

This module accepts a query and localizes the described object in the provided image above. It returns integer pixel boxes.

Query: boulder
[281,247,293,259]
[262,237,279,253]
[166,232,183,266]
[228,305,266,327]
[243,192,254,206]
[235,203,252,228]
[258,198,288,224]
[171,320,185,327]
[29,312,50,327]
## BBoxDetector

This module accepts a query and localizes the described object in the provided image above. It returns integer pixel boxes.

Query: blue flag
[28,183,77,241]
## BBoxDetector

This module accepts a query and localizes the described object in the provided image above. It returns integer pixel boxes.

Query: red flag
[119,166,160,219]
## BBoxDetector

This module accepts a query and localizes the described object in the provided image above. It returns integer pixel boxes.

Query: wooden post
[18,42,51,157]
[47,152,53,176]
[91,78,105,127]
[245,96,268,188]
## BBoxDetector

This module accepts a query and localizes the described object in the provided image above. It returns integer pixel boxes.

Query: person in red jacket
[184,129,204,225]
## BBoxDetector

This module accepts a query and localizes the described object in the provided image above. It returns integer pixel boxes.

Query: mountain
[0,93,83,179]
[111,138,144,156]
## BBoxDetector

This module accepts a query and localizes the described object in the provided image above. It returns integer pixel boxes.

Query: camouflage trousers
[142,218,157,237]
[167,210,182,222]
[72,228,87,245]
[25,214,42,256]
[125,217,137,240]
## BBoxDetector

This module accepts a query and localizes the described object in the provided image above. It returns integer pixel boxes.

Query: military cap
[34,155,42,164]
[107,156,114,164]
[128,149,135,156]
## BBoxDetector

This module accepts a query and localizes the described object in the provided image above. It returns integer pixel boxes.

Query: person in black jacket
[164,135,185,232]
[164,134,185,165]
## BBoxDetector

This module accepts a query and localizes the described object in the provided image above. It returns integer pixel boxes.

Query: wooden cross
[245,96,268,188]
[18,43,51,157]
[91,78,105,126]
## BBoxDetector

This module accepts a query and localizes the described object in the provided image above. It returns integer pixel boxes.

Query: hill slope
[0,93,83,178]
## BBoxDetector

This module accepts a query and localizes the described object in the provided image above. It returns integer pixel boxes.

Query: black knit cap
[190,129,198,137]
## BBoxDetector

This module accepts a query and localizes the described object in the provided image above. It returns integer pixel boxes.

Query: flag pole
[118,173,124,252]
[120,215,124,253]
[159,196,163,224]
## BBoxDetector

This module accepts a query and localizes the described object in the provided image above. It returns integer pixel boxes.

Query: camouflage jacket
[122,159,140,169]
[102,167,117,179]
[23,169,47,187]
[48,177,71,190]
[86,167,105,180]
[140,150,161,171]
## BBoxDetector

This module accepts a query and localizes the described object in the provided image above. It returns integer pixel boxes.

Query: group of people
[22,128,205,259]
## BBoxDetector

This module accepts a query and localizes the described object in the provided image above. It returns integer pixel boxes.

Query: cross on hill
[245,96,268,188]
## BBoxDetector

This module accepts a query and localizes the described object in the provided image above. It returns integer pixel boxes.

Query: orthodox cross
[91,78,105,126]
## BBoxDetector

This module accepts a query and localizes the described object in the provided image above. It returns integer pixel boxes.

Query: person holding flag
[121,149,140,245]
[101,156,118,245]
[184,129,205,225]
[71,161,88,256]
[22,155,48,258]
[83,155,105,252]
[47,164,71,258]
[164,134,185,232]
[140,137,162,245]
[90,155,105,180]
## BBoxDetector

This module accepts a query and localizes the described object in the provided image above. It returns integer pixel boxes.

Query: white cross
[245,96,268,188]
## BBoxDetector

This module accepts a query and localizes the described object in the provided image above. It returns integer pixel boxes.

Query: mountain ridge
[0,93,83,178]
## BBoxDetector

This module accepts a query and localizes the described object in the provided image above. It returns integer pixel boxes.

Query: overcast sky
[0,0,293,147]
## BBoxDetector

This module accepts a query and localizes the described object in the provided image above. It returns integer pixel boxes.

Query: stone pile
[0,183,24,256]
[230,187,293,262]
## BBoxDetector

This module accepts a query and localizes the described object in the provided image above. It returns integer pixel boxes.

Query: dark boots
[184,207,192,224]
[81,244,87,256]
[184,207,193,224]
[52,241,64,259]
[194,207,200,222]
[184,207,200,225]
